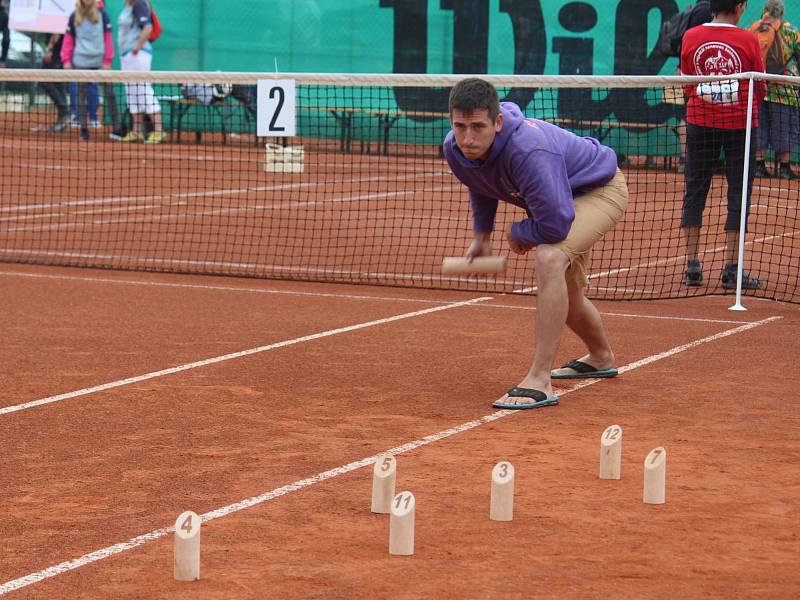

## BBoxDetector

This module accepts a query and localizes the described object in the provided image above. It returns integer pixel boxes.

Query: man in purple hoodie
[443,78,629,409]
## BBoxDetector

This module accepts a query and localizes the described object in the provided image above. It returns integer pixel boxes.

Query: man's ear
[495,112,503,133]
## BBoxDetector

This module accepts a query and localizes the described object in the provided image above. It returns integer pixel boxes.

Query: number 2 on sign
[256,79,296,137]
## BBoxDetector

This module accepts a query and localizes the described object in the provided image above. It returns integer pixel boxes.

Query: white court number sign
[257,80,296,137]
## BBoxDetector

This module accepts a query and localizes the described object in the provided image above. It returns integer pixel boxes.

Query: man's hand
[505,223,533,255]
[466,232,492,262]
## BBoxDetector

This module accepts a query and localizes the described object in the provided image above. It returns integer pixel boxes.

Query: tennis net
[1,70,798,303]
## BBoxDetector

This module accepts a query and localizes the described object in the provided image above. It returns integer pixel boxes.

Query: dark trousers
[76,77,120,130]
[681,123,756,231]
[40,81,69,118]
[41,60,68,118]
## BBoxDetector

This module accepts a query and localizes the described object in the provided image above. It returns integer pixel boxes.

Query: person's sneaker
[79,127,89,142]
[120,131,144,143]
[753,161,772,178]
[46,116,70,133]
[144,131,166,145]
[778,165,798,180]
[109,129,125,141]
[69,116,80,129]
[89,119,102,129]
[682,260,703,286]
[721,265,764,290]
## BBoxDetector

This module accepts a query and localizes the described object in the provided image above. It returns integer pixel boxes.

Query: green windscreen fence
[92,1,768,74]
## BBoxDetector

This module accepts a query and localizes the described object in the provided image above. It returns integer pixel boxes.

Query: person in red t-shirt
[679,0,766,290]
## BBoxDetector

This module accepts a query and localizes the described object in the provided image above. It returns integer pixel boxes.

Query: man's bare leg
[724,230,738,265]
[500,245,569,405]
[550,280,615,376]
[683,225,701,262]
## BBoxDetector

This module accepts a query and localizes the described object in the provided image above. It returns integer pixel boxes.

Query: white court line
[514,227,800,294]
[0,296,492,417]
[0,315,781,595]
[0,252,527,287]
[1,185,460,233]
[0,170,453,215]
[0,270,754,325]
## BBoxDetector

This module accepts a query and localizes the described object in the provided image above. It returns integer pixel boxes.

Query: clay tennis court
[2,83,799,597]
[1,258,798,598]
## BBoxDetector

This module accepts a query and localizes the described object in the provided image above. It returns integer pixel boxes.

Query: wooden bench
[301,106,682,161]
[162,96,260,146]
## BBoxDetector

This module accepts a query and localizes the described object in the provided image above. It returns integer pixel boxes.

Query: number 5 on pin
[257,79,296,137]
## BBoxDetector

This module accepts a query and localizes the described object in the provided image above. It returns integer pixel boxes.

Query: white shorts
[121,51,161,115]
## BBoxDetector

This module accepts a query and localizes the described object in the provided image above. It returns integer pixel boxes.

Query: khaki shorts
[551,168,628,288]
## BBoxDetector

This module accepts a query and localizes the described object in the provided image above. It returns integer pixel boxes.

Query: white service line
[0,296,492,417]
[0,315,781,596]
[2,185,459,233]
[0,170,453,215]
[0,270,749,324]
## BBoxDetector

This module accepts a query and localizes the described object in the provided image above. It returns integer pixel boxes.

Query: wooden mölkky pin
[371,453,397,514]
[599,425,623,480]
[389,491,415,555]
[174,510,201,581]
[490,460,515,521]
[643,447,667,504]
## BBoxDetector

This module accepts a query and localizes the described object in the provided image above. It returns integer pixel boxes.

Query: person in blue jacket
[443,78,629,410]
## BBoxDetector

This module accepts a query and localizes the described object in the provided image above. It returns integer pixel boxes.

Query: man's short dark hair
[710,0,746,14]
[448,78,500,121]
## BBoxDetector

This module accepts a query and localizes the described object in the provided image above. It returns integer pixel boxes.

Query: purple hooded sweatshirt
[443,102,618,245]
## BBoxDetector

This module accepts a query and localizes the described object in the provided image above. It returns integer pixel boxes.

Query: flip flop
[492,387,559,410]
[551,359,618,380]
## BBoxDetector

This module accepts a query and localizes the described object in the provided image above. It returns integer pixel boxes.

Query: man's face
[450,108,503,161]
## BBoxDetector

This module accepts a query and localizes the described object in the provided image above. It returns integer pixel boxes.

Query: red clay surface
[1,262,798,599]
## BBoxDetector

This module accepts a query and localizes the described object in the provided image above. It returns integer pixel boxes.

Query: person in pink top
[61,0,122,141]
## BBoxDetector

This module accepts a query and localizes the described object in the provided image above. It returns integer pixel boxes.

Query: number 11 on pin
[389,491,415,555]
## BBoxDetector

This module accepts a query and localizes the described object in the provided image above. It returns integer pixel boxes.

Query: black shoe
[79,127,89,141]
[721,266,763,290]
[682,261,703,286]
[46,116,70,133]
[778,165,798,180]
[753,162,771,178]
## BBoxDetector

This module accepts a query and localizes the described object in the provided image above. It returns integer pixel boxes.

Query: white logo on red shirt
[693,42,742,75]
